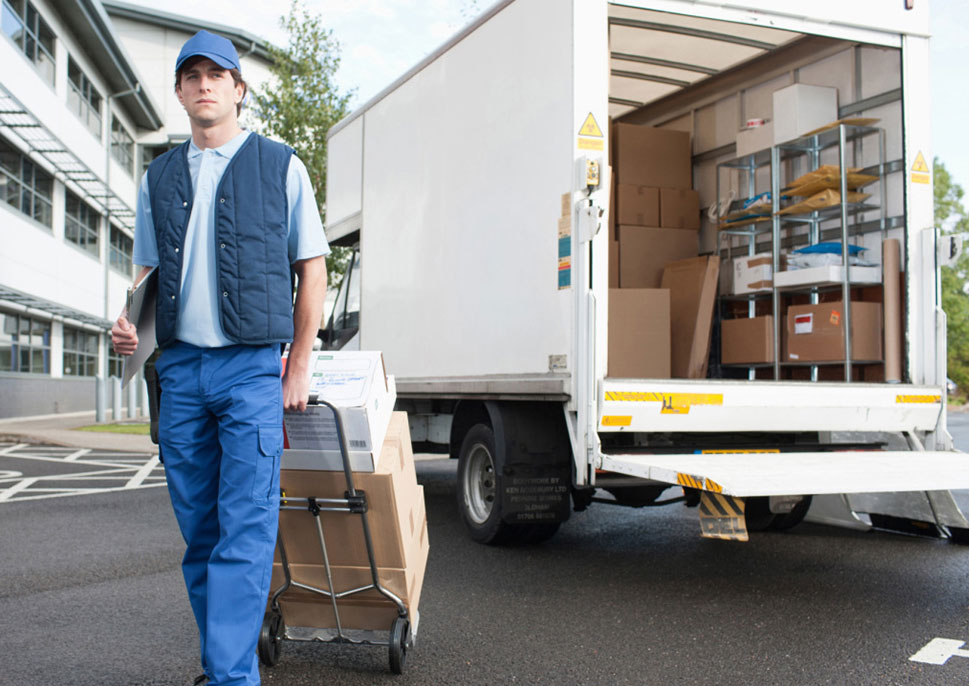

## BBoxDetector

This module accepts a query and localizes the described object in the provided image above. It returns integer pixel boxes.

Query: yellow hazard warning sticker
[911,151,930,185]
[896,394,942,404]
[577,112,604,150]
[579,113,603,137]
[601,415,632,427]
[603,391,723,415]
[698,492,748,541]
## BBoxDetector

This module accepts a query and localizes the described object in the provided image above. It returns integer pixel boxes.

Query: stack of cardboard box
[272,411,428,631]
[608,124,702,378]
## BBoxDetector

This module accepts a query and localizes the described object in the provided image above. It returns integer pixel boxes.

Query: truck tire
[457,423,510,544]
[771,495,812,531]
[456,423,559,545]
[744,496,776,531]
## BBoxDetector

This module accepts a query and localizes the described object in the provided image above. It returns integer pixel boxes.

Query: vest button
[182,201,188,207]
[223,291,228,297]
[170,295,175,300]
[219,198,225,204]
[174,248,179,253]
[220,243,225,249]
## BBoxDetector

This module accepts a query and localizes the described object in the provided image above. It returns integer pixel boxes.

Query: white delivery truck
[321,0,969,544]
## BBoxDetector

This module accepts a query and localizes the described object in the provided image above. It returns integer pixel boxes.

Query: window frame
[110,116,134,177]
[67,56,102,140]
[62,325,99,377]
[109,224,133,277]
[0,134,53,229]
[0,309,51,375]
[1,0,55,87]
[64,189,100,258]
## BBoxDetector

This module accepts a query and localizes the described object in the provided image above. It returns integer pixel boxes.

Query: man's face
[175,58,243,127]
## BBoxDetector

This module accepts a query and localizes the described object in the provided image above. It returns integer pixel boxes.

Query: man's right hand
[111,314,139,356]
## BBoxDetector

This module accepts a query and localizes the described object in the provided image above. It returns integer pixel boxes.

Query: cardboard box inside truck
[614,184,660,226]
[608,288,670,378]
[659,188,700,230]
[611,123,692,189]
[721,315,775,365]
[786,301,883,362]
[617,226,698,288]
[661,256,719,378]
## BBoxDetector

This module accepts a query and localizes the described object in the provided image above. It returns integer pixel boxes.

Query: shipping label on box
[283,351,396,472]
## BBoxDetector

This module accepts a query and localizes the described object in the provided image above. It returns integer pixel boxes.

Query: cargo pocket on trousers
[253,424,283,505]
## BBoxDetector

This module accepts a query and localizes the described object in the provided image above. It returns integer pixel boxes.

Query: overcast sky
[123,0,969,204]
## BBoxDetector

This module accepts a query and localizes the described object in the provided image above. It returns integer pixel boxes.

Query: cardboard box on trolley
[271,411,429,631]
[282,351,396,472]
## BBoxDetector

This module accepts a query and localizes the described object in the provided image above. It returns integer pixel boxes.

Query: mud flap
[489,402,572,526]
[698,492,749,541]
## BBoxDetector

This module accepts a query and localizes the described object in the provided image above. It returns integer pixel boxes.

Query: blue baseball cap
[175,30,241,72]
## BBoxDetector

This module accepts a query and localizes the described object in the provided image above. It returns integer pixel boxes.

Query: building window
[140,143,177,178]
[68,57,102,140]
[63,326,98,376]
[111,117,134,176]
[0,136,53,227]
[1,0,55,86]
[108,349,123,378]
[0,310,50,374]
[65,190,100,257]
[109,225,133,276]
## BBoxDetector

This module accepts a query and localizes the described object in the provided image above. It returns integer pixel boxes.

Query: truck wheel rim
[464,442,496,524]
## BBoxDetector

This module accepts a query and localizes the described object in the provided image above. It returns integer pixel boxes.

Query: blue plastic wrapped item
[792,241,866,256]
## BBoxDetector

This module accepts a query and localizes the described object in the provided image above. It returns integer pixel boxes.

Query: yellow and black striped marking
[698,492,749,541]
[704,478,724,494]
[677,472,704,490]
[603,391,723,415]
[895,394,942,404]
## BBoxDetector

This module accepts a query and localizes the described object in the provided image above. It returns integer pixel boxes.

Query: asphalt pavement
[1,413,969,684]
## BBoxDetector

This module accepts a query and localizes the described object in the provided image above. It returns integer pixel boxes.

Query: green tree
[254,1,353,292]
[936,158,969,394]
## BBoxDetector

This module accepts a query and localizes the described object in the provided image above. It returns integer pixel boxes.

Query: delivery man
[111,30,328,686]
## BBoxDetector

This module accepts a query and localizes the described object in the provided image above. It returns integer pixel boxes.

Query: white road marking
[910,638,969,665]
[0,477,38,502]
[0,444,27,455]
[0,447,165,503]
[64,448,91,461]
[125,455,161,489]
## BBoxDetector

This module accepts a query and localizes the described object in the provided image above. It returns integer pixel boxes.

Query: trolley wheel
[257,609,283,667]
[389,616,410,674]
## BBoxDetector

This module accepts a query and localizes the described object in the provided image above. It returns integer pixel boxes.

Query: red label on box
[829,310,841,326]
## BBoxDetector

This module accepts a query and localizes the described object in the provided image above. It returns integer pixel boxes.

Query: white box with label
[772,84,838,144]
[282,351,397,472]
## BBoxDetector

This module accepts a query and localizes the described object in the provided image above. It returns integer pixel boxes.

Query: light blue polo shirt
[132,130,330,347]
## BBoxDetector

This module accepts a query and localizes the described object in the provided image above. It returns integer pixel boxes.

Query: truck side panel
[358,0,575,380]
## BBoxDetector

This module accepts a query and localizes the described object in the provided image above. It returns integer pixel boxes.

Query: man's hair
[174,55,248,116]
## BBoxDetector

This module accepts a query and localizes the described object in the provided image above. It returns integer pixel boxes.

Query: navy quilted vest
[146,134,295,348]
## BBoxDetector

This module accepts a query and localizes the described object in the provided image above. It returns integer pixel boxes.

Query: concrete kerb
[0,411,158,454]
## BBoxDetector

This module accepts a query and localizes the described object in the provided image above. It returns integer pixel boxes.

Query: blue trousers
[156,342,283,686]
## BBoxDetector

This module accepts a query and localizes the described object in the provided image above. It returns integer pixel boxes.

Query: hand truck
[257,397,415,674]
